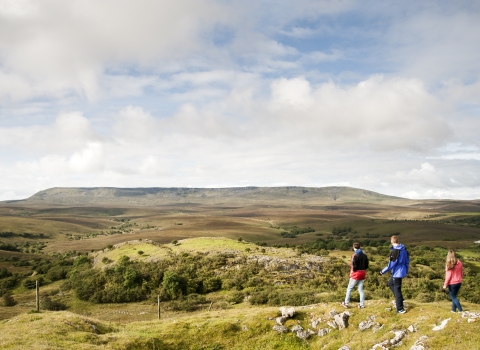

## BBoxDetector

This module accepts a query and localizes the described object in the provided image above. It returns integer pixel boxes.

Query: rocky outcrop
[410,335,428,350]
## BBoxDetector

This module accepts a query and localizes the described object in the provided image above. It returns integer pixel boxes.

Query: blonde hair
[446,250,457,270]
[391,235,399,244]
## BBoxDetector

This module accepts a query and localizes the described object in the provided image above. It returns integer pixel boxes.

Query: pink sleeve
[444,268,451,287]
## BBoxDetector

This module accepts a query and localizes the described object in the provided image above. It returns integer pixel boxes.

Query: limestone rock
[329,310,338,317]
[334,312,350,330]
[432,318,451,331]
[311,318,322,328]
[359,316,376,331]
[410,335,428,350]
[276,316,287,325]
[318,328,331,336]
[272,325,288,333]
[390,330,406,346]
[280,306,296,318]
[291,325,303,333]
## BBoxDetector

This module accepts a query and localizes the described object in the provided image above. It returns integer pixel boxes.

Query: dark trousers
[448,283,463,312]
[388,276,404,311]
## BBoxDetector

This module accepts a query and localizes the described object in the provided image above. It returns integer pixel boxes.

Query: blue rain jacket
[381,244,409,278]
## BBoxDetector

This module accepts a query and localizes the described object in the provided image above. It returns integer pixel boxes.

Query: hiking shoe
[397,309,406,314]
[340,302,349,308]
[357,305,364,309]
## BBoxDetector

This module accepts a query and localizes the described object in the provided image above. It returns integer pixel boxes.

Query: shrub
[23,278,43,289]
[0,268,12,279]
[162,271,187,299]
[416,292,434,302]
[46,266,70,281]
[2,292,16,307]
[227,291,244,304]
[42,296,67,311]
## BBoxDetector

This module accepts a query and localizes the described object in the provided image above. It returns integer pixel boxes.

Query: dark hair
[353,242,361,250]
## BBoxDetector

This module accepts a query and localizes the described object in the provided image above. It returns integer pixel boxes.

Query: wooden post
[157,295,160,320]
[208,301,213,311]
[36,280,40,312]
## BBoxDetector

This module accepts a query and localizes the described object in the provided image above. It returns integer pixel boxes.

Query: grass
[1,299,479,349]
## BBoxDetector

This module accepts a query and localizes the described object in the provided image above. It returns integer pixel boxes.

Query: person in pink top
[443,250,463,312]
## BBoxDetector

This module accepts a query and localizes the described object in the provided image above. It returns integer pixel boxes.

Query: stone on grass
[410,335,428,350]
[280,306,296,318]
[318,328,331,336]
[432,318,451,331]
[273,325,288,333]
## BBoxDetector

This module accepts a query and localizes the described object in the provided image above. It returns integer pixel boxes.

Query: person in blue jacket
[379,235,410,314]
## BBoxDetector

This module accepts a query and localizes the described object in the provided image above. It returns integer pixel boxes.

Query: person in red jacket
[341,242,369,308]
[443,250,463,312]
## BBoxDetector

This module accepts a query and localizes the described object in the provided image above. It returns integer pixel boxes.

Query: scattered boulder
[462,311,480,323]
[327,321,338,329]
[359,316,376,331]
[311,318,322,328]
[370,329,406,349]
[338,346,350,350]
[291,325,304,333]
[432,318,451,331]
[329,310,338,317]
[318,328,331,336]
[333,311,350,330]
[407,324,417,333]
[296,329,316,340]
[280,306,296,318]
[390,330,406,346]
[273,325,288,333]
[371,340,389,350]
[276,316,287,325]
[410,335,428,350]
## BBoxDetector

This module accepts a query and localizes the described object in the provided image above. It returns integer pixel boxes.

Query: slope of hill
[1,238,479,349]
[5,186,411,207]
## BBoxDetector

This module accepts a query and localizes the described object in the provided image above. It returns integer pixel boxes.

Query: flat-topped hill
[7,186,411,206]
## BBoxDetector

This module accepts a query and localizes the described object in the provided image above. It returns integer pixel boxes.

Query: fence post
[36,280,40,312]
[157,295,160,320]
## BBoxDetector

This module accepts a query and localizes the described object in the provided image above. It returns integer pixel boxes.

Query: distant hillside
[5,186,410,206]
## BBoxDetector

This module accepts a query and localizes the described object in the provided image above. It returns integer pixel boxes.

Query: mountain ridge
[5,186,411,206]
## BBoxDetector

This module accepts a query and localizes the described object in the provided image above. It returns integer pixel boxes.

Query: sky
[1,0,480,201]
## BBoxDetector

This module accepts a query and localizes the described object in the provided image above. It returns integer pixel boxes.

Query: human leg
[448,283,463,312]
[357,279,365,306]
[344,278,358,305]
[388,277,404,311]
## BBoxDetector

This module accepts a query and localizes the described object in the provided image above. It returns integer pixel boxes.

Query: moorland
[1,186,480,349]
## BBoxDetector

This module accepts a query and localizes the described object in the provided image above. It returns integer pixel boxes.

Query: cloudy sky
[1,0,480,201]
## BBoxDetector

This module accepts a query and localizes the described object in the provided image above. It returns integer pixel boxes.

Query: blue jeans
[448,283,463,312]
[388,276,404,311]
[345,278,365,306]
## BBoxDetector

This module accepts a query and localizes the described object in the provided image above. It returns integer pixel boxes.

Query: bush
[23,278,43,289]
[227,291,244,304]
[46,266,70,281]
[168,294,208,312]
[416,292,434,302]
[2,292,16,307]
[42,296,67,311]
